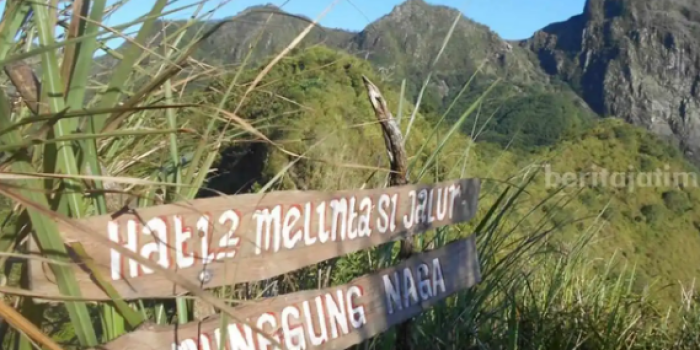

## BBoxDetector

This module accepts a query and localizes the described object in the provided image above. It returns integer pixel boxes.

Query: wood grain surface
[29,178,480,300]
[93,235,481,350]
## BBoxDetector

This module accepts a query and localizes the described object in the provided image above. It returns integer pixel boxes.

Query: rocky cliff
[523,0,700,163]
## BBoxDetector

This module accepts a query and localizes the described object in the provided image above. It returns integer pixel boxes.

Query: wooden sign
[29,178,480,300]
[94,235,480,350]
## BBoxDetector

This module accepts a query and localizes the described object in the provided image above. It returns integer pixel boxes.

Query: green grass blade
[31,1,84,217]
[0,1,30,59]
[0,89,97,346]
[68,0,110,217]
[69,243,144,329]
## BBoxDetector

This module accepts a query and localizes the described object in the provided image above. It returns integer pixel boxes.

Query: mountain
[118,0,594,150]
[99,0,700,165]
[523,0,700,164]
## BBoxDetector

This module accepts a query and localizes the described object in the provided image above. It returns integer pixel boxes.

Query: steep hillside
[527,119,700,302]
[523,0,700,165]
[194,45,700,305]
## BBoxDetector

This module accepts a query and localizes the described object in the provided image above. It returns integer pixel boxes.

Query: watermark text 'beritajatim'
[543,164,698,192]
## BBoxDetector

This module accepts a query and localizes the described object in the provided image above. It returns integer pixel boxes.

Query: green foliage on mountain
[457,87,596,149]
[531,118,700,302]
[198,45,466,195]
[196,46,700,308]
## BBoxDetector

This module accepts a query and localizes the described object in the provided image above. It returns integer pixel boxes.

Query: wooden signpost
[93,235,481,350]
[28,178,480,300]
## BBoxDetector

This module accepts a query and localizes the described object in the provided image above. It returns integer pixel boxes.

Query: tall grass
[0,1,699,350]
[0,0,272,347]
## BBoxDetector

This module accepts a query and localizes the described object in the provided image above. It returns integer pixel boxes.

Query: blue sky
[104,0,586,46]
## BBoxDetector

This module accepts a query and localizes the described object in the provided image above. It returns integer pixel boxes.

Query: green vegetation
[466,90,594,149]
[2,1,700,350]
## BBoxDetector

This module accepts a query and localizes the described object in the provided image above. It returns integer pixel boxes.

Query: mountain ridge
[102,0,700,166]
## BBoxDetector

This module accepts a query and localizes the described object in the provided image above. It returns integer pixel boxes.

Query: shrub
[640,204,665,224]
[462,91,592,150]
[613,124,636,141]
[639,156,656,172]
[662,190,692,213]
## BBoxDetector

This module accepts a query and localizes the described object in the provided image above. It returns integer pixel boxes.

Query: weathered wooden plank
[29,178,480,300]
[93,235,480,350]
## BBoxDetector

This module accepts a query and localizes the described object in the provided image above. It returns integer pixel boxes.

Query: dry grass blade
[60,0,85,91]
[0,172,186,188]
[0,298,65,350]
[202,105,275,146]
[0,103,197,139]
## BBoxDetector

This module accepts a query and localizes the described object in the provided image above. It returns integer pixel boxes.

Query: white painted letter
[402,267,419,308]
[414,189,428,225]
[432,258,446,295]
[109,220,140,280]
[347,197,359,239]
[358,197,372,237]
[403,191,416,229]
[281,306,305,350]
[303,202,316,246]
[316,202,330,243]
[282,206,302,250]
[347,286,366,329]
[226,323,255,350]
[256,313,281,350]
[325,290,349,338]
[330,198,348,241]
[303,297,328,345]
[376,194,391,233]
[448,185,462,219]
[139,217,170,274]
[217,210,241,260]
[174,216,194,269]
[254,206,282,254]
[383,272,402,314]
[417,263,433,300]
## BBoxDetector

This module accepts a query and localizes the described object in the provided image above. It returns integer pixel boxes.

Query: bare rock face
[523,0,700,163]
